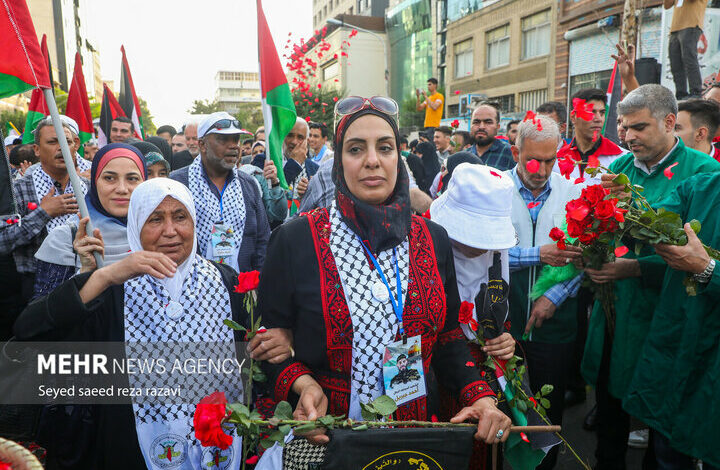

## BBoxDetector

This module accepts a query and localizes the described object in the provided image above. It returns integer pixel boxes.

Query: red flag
[98,83,127,147]
[65,52,94,152]
[119,45,143,139]
[0,0,50,98]
[21,34,52,144]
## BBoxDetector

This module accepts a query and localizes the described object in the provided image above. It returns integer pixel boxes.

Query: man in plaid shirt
[468,103,516,171]
[0,120,84,303]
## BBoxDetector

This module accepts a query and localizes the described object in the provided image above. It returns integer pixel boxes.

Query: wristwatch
[692,259,716,284]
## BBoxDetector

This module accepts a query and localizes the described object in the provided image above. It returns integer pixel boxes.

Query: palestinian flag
[21,34,53,144]
[602,60,622,145]
[65,52,94,155]
[0,0,50,98]
[490,361,551,470]
[257,0,296,189]
[98,83,127,147]
[119,45,143,139]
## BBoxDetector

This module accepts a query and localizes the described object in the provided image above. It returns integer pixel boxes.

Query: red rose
[566,199,591,221]
[578,232,598,245]
[614,207,627,222]
[246,455,260,465]
[235,271,260,294]
[557,156,575,179]
[567,218,587,238]
[593,199,617,220]
[549,227,566,242]
[451,119,460,128]
[469,318,479,332]
[581,185,609,206]
[194,392,233,449]
[458,301,475,325]
[598,219,618,234]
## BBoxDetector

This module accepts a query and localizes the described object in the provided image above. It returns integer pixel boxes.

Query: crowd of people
[1,35,720,470]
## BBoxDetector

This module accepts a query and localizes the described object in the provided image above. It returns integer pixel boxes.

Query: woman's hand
[292,375,329,445]
[482,333,515,361]
[451,396,511,444]
[99,251,177,286]
[248,328,294,363]
[74,216,105,272]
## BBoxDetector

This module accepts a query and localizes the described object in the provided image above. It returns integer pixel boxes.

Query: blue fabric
[32,261,75,300]
[468,138,516,171]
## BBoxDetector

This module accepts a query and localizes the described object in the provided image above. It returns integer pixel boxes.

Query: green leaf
[223,319,246,331]
[372,395,398,417]
[352,424,369,431]
[279,424,292,435]
[228,403,250,418]
[634,242,644,256]
[260,438,277,449]
[293,423,318,433]
[541,384,554,396]
[254,316,262,332]
[633,185,644,192]
[612,174,630,186]
[273,401,293,421]
[540,398,551,409]
[360,403,378,421]
[318,415,336,428]
[690,219,702,234]
[516,399,528,413]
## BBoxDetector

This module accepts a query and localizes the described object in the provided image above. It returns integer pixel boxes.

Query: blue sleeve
[543,273,583,306]
[508,246,540,271]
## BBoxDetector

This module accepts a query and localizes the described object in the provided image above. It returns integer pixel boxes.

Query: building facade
[313,0,389,29]
[444,0,556,124]
[214,71,261,114]
[287,15,387,99]
[554,0,664,104]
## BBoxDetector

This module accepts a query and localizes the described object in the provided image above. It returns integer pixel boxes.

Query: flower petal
[614,246,629,257]
[526,159,540,173]
[663,161,679,180]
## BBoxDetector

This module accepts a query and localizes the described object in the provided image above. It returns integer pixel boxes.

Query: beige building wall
[445,0,556,119]
[313,0,355,29]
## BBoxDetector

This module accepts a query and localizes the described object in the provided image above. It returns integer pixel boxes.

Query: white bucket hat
[430,163,517,250]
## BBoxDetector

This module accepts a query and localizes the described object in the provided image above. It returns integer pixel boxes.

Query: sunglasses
[334,96,399,128]
[203,119,241,136]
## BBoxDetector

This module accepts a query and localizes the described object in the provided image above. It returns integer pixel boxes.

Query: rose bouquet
[549,163,720,335]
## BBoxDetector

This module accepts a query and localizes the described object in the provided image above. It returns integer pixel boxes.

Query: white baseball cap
[4,135,19,146]
[430,163,517,250]
[41,115,80,137]
[198,112,242,138]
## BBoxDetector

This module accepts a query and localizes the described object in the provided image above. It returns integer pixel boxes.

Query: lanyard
[217,178,230,220]
[357,236,404,337]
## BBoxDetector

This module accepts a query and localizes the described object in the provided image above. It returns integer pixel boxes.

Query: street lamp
[326,18,389,96]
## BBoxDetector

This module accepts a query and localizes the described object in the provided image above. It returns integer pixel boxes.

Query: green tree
[234,102,264,133]
[138,97,156,135]
[400,96,424,131]
[0,109,27,137]
[188,99,223,114]
[292,88,344,131]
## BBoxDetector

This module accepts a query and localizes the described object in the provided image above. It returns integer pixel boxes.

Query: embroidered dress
[328,203,409,417]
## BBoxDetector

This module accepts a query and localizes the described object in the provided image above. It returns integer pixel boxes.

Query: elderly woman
[14,178,289,469]
[257,97,511,466]
[32,143,147,299]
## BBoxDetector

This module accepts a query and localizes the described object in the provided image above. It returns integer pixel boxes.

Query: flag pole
[42,87,103,268]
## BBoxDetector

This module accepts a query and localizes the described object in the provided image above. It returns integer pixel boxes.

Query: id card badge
[210,222,238,262]
[382,336,426,406]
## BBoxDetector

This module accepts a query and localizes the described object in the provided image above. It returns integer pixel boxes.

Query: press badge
[382,336,426,406]
[210,222,237,262]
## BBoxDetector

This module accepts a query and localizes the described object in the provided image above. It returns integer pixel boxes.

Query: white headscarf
[126,178,197,301]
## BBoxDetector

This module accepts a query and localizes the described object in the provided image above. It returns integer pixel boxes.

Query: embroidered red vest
[300,207,453,420]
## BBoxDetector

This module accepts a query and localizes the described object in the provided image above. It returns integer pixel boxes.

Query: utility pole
[621,0,639,49]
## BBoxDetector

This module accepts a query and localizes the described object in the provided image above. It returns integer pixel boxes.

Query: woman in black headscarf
[257,97,510,457]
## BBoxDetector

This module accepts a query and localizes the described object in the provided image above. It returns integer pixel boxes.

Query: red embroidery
[307,210,446,420]
[438,327,465,346]
[274,362,312,403]
[459,380,495,407]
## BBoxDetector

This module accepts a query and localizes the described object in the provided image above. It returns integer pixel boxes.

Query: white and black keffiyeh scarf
[76,154,91,172]
[188,158,246,270]
[32,166,88,231]
[124,254,244,469]
[328,203,409,419]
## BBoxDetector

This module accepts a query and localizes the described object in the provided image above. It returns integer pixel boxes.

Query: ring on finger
[495,429,504,440]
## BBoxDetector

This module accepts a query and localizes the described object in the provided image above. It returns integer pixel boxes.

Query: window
[521,10,551,60]
[453,38,473,78]
[488,94,515,115]
[569,70,612,98]
[323,62,339,80]
[519,89,547,112]
[486,24,509,70]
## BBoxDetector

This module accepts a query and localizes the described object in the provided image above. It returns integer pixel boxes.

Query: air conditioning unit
[458,93,487,116]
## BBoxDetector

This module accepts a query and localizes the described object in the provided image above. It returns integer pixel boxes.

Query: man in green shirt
[581,84,720,468]
[625,172,720,469]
